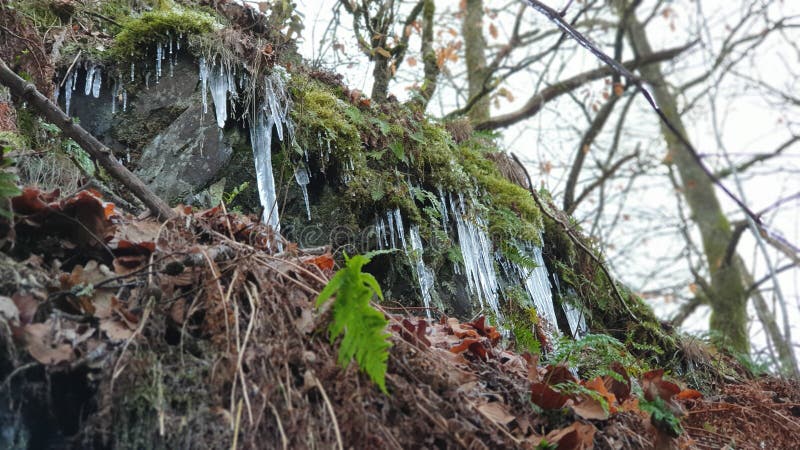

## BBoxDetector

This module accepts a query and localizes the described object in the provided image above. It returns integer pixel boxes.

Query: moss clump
[111,6,218,59]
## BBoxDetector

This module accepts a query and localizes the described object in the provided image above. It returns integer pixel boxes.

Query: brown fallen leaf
[100,319,134,343]
[531,382,570,410]
[477,401,516,427]
[571,396,609,421]
[23,322,74,364]
[546,421,596,450]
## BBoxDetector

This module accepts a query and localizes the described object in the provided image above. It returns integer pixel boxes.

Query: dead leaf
[572,397,609,421]
[676,388,703,400]
[477,402,516,427]
[23,322,73,364]
[531,382,570,410]
[100,319,134,343]
[642,369,681,402]
[546,421,596,450]
[0,295,20,324]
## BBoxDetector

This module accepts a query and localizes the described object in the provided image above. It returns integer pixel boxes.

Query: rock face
[62,55,237,204]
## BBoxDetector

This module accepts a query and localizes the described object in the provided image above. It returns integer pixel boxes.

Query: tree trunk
[625,17,750,353]
[462,0,490,123]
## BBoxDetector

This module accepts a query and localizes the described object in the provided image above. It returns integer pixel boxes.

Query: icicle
[408,225,436,318]
[64,73,73,116]
[208,63,228,128]
[199,57,208,114]
[450,193,501,317]
[386,211,396,249]
[169,33,173,54]
[145,72,151,89]
[393,208,407,249]
[54,84,59,105]
[71,71,78,90]
[91,68,101,98]
[294,166,311,220]
[111,78,117,114]
[249,104,282,250]
[155,42,162,82]
[375,216,388,250]
[130,62,135,81]
[438,186,449,231]
[177,33,182,50]
[122,89,127,112]
[84,65,96,96]
[170,57,174,78]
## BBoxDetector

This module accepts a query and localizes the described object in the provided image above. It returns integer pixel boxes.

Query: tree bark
[0,58,177,220]
[463,0,490,123]
[624,16,749,353]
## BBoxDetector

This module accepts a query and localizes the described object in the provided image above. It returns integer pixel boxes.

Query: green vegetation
[0,132,22,218]
[112,6,218,59]
[316,253,392,394]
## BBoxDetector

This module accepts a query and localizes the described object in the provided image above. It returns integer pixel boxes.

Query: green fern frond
[316,253,391,394]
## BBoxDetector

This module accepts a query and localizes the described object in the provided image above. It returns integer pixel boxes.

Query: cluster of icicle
[374,188,586,338]
[376,209,437,318]
[58,38,308,251]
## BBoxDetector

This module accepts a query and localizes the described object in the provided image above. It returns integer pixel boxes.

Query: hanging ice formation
[374,209,437,317]
[84,65,98,96]
[207,62,233,128]
[551,275,588,338]
[155,42,162,82]
[497,243,560,332]
[294,166,311,220]
[449,193,502,318]
[409,225,436,318]
[248,69,294,249]
[64,72,73,116]
[198,57,209,114]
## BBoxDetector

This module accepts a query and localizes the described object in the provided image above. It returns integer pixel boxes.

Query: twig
[267,401,289,450]
[61,50,82,87]
[313,374,343,450]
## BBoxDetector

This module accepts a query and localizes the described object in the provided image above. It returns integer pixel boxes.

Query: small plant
[0,135,21,218]
[316,253,392,394]
[223,181,249,206]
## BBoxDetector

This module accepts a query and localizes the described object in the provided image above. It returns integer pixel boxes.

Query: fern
[316,253,391,394]
[0,134,22,219]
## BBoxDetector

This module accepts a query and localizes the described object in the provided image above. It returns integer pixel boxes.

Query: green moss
[111,6,218,59]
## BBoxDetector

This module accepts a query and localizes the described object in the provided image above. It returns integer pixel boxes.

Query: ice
[437,187,449,231]
[91,68,101,98]
[208,62,230,128]
[375,216,389,249]
[498,244,559,333]
[249,108,281,248]
[294,165,311,220]
[64,72,73,116]
[393,208,407,249]
[130,62,135,81]
[449,193,501,318]
[551,275,588,338]
[111,78,117,114]
[408,225,436,318]
[169,33,173,54]
[155,42,162,82]
[122,89,127,112]
[199,57,208,114]
[84,65,96,96]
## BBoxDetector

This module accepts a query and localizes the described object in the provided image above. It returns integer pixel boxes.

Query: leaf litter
[0,186,798,449]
